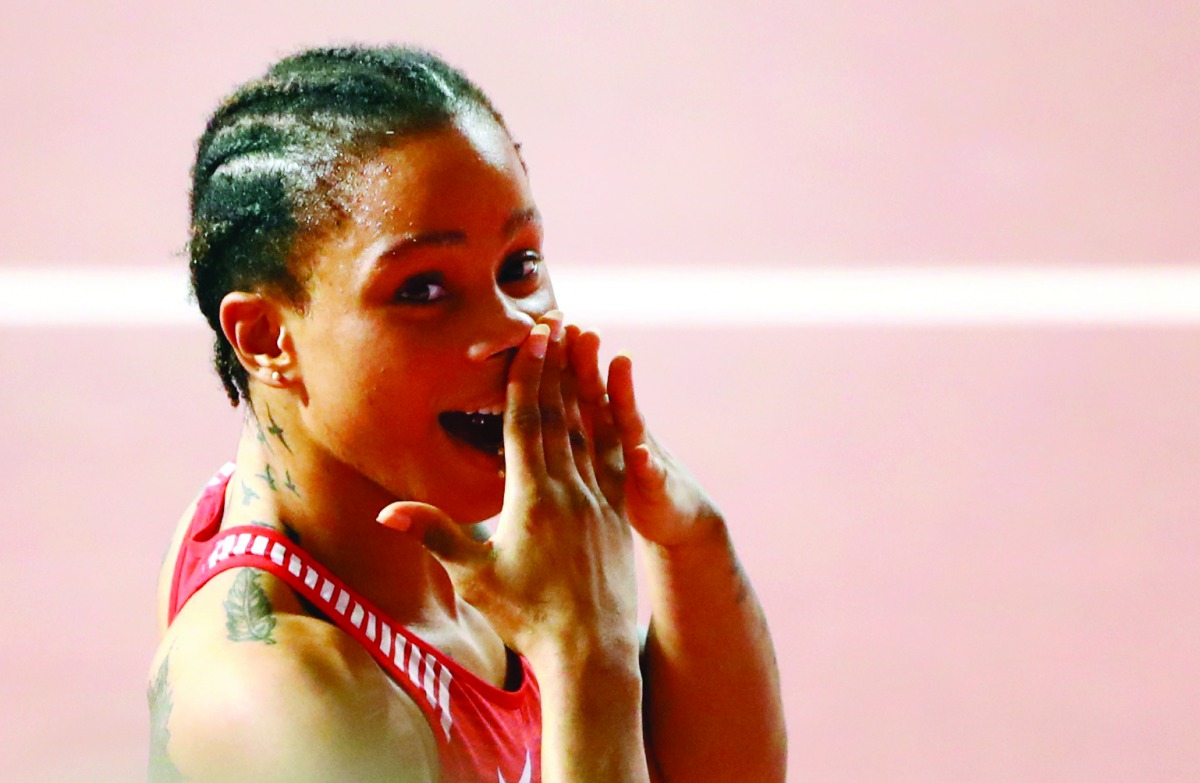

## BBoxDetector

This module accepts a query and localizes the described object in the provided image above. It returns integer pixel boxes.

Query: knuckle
[510,406,542,433]
[539,405,565,428]
[567,488,599,517]
[605,453,626,479]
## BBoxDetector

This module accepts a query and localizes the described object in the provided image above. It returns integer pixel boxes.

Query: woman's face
[286,112,555,522]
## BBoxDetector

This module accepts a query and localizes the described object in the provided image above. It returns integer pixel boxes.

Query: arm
[640,518,786,782]
[575,340,786,783]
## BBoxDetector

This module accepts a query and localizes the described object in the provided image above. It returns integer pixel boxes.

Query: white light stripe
[4,266,1200,326]
[0,268,195,326]
[556,266,1200,326]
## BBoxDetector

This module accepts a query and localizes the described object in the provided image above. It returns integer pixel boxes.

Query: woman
[149,45,785,782]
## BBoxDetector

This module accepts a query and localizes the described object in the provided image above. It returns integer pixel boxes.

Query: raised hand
[568,330,724,551]
[569,330,787,783]
[377,312,640,665]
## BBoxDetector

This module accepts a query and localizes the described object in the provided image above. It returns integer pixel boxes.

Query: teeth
[467,404,505,416]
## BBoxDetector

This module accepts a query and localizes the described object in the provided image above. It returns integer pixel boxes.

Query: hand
[377,312,640,665]
[568,331,724,551]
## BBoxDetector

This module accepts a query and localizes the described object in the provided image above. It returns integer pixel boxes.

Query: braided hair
[188,45,505,405]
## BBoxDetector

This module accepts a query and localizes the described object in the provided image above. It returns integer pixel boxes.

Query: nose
[466,291,544,363]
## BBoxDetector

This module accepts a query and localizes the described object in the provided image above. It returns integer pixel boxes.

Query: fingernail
[547,311,565,340]
[529,323,551,358]
[377,508,410,532]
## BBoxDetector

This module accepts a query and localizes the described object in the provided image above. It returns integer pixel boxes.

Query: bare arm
[570,335,787,782]
[640,519,786,782]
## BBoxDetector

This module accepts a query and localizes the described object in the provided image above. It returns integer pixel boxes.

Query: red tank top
[169,464,542,783]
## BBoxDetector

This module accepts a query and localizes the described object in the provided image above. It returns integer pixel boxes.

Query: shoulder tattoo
[147,651,185,782]
[223,569,278,645]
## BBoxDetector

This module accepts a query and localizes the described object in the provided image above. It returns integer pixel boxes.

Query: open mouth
[439,408,504,456]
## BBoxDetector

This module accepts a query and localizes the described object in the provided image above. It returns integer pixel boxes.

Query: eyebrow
[384,229,467,254]
[379,206,541,258]
[503,206,541,237]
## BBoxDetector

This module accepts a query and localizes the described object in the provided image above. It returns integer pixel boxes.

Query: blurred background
[2,1,1198,780]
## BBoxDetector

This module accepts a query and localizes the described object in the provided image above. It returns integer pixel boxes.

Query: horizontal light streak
[2,265,1199,327]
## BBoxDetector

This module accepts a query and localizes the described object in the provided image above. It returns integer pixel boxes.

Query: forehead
[338,115,531,232]
[295,114,536,292]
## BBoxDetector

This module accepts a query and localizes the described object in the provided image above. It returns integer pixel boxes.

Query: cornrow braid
[188,45,505,405]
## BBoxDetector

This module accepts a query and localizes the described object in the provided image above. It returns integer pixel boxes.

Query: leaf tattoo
[224,570,277,644]
[147,651,185,782]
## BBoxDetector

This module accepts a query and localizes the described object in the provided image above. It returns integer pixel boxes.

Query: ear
[218,291,298,389]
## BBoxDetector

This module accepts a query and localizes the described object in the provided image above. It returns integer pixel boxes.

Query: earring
[271,370,282,383]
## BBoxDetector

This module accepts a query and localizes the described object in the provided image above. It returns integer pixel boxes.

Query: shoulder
[148,566,439,782]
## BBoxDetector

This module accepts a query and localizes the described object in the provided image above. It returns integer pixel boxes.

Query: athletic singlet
[168,463,542,783]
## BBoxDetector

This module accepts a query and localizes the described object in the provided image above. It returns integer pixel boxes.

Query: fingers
[376,501,490,568]
[570,328,607,407]
[607,352,662,495]
[587,398,626,508]
[565,326,625,504]
[561,326,601,490]
[628,442,667,495]
[504,319,552,476]
[537,314,573,475]
[607,352,647,450]
[505,313,614,496]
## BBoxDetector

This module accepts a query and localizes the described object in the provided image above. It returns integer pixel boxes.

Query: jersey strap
[168,465,542,781]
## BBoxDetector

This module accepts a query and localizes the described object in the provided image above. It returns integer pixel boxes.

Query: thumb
[629,444,668,496]
[377,501,489,568]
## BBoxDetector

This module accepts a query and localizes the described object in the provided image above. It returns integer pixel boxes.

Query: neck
[223,397,457,627]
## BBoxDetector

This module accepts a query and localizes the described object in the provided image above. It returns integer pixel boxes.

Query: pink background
[2,2,1198,780]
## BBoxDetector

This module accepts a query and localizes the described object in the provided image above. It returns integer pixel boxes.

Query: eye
[393,272,448,304]
[498,250,541,285]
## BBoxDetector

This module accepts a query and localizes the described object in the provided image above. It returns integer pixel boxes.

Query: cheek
[304,366,436,479]
[299,331,422,441]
